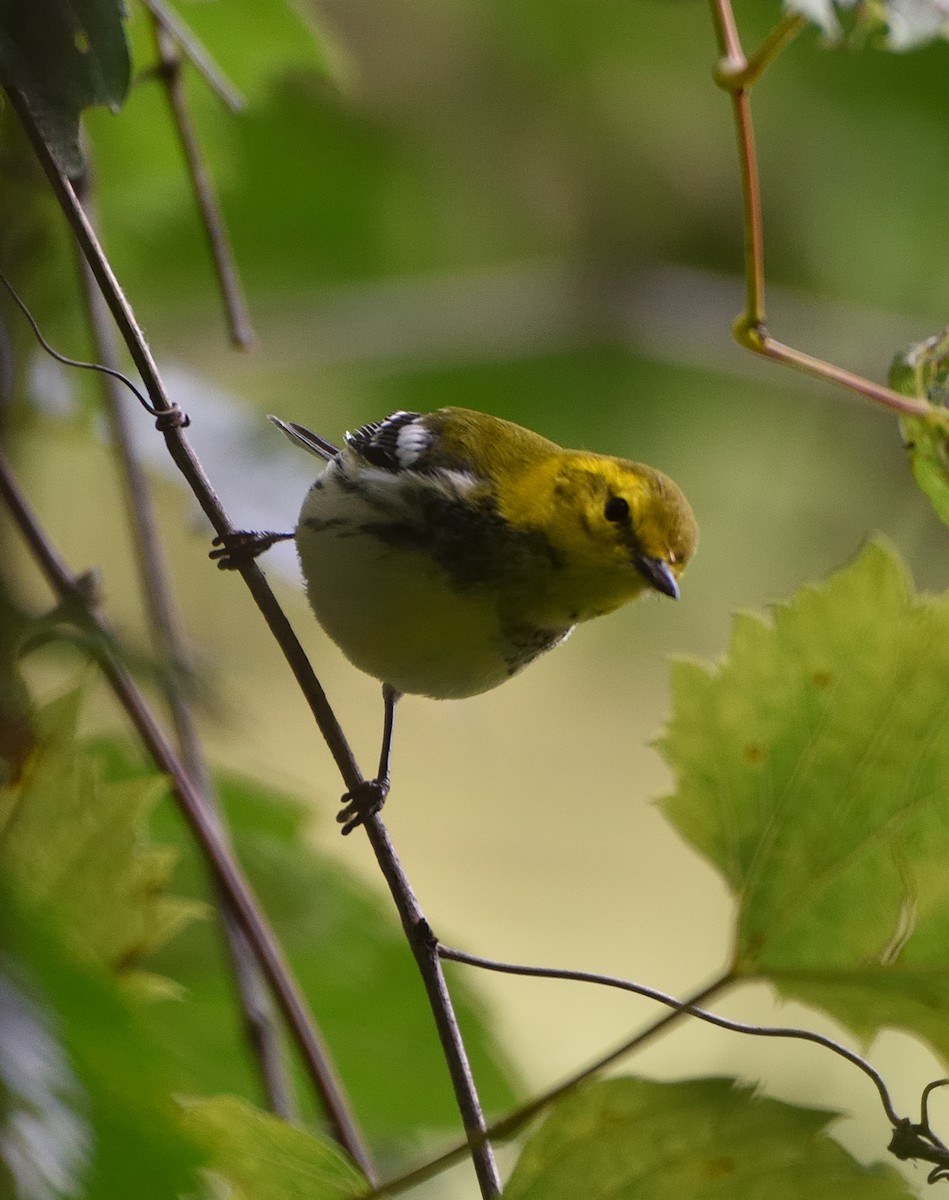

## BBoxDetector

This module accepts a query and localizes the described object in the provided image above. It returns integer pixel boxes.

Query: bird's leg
[210,530,294,570]
[338,684,401,835]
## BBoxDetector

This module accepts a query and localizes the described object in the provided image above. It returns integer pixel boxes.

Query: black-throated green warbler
[213,408,697,832]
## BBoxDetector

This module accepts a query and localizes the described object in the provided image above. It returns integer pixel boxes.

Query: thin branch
[140,0,245,112]
[364,821,501,1197]
[0,447,374,1178]
[150,19,255,349]
[9,85,500,1196]
[72,174,291,1117]
[438,945,903,1127]
[708,0,932,419]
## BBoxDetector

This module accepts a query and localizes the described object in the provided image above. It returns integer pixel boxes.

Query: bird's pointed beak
[635,555,680,599]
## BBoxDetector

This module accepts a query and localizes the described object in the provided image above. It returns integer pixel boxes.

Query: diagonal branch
[149,19,255,349]
[72,172,291,1117]
[0,447,374,1179]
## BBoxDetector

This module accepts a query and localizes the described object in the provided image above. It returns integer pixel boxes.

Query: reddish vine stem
[708,0,931,418]
[7,83,501,1198]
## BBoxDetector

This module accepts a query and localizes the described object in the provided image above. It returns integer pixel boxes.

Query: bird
[211,407,697,832]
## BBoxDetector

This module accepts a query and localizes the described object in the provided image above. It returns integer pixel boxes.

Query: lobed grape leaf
[503,1076,910,1199]
[659,540,949,1057]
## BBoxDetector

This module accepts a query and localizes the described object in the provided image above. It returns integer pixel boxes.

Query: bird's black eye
[604,496,630,523]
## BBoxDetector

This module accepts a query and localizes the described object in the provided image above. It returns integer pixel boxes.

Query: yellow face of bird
[498,453,698,624]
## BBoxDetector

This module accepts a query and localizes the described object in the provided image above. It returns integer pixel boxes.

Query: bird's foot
[210,530,292,570]
[338,777,389,835]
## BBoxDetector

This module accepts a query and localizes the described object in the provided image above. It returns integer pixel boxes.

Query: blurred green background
[5,0,949,1191]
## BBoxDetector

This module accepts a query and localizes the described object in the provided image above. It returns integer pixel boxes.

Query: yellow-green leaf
[503,1077,910,1199]
[658,541,949,1054]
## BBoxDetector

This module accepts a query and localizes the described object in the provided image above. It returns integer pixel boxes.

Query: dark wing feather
[345,411,423,471]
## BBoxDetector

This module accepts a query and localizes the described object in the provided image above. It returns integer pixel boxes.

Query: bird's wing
[344,410,426,471]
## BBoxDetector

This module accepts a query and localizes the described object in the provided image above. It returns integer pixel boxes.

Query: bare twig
[72,172,291,1116]
[9,84,500,1196]
[140,0,245,112]
[0,447,373,1177]
[365,821,501,1196]
[708,0,931,418]
[150,20,255,349]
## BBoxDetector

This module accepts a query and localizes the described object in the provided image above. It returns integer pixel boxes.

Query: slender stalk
[708,0,931,418]
[72,179,292,1117]
[365,819,501,1197]
[0,448,374,1178]
[140,0,245,112]
[9,85,500,1194]
[150,20,255,349]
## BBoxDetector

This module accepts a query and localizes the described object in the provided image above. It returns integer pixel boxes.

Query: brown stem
[140,0,245,112]
[365,819,501,1197]
[708,0,931,418]
[150,20,255,349]
[72,173,292,1117]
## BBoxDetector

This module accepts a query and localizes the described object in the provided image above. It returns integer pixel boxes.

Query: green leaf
[0,690,202,979]
[658,540,949,1055]
[0,885,205,1200]
[86,742,519,1137]
[181,1095,366,1199]
[890,328,949,530]
[0,0,131,175]
[503,1077,910,1199]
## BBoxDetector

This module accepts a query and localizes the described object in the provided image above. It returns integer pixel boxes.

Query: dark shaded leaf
[0,0,131,174]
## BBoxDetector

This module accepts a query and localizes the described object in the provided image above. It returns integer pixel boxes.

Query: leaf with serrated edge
[503,1077,910,1199]
[659,540,949,1055]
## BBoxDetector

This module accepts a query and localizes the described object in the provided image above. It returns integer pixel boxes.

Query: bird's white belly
[296,519,513,699]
